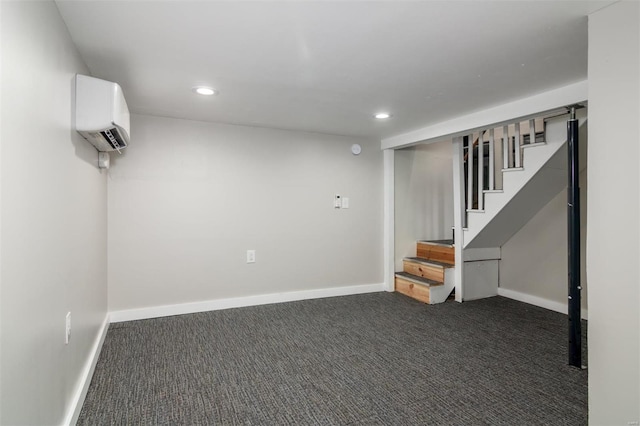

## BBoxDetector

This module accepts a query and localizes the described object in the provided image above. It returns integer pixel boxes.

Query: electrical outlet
[65,312,71,345]
[247,250,256,263]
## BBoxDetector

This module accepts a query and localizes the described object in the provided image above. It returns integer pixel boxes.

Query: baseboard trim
[110,283,386,323]
[63,314,110,426]
[498,288,588,319]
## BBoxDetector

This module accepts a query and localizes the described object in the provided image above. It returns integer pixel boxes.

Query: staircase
[462,112,586,249]
[394,240,455,304]
[393,111,586,304]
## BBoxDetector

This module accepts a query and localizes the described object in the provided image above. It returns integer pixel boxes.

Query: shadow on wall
[69,75,105,169]
[499,120,588,312]
[394,140,454,271]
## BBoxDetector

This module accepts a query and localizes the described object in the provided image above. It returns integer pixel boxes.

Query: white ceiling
[55,1,611,140]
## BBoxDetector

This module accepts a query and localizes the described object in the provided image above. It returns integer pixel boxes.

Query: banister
[463,116,547,214]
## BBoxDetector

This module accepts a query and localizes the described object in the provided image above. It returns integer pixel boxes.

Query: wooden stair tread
[395,272,443,287]
[417,239,454,248]
[416,241,455,265]
[404,257,454,269]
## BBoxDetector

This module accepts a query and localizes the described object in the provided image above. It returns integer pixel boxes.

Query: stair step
[466,209,485,213]
[417,239,453,247]
[395,272,443,304]
[404,257,453,269]
[502,167,524,172]
[403,257,450,282]
[395,272,443,287]
[522,141,546,149]
[483,189,503,194]
[416,241,455,265]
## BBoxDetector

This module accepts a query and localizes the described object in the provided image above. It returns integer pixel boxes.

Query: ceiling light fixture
[374,112,391,119]
[193,86,216,96]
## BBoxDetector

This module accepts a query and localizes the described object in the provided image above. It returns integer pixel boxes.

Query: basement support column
[567,106,581,368]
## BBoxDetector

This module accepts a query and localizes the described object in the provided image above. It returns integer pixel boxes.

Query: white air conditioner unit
[75,74,130,152]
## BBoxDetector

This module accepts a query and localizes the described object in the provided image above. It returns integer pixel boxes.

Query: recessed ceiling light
[374,112,391,119]
[193,86,216,96]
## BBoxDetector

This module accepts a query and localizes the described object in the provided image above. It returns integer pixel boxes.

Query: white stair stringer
[428,267,455,304]
[463,113,587,249]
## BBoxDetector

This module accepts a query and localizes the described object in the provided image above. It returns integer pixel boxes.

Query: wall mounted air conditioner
[75,74,130,152]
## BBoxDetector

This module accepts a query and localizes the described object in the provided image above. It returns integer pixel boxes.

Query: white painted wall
[499,155,588,314]
[0,2,108,424]
[108,114,383,312]
[394,141,454,270]
[588,2,640,424]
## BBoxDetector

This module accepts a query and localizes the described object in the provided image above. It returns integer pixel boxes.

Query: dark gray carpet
[78,294,588,425]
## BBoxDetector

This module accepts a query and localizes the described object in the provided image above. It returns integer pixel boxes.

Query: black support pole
[567,107,582,368]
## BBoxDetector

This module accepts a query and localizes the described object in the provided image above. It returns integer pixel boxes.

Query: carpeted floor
[78,293,588,425]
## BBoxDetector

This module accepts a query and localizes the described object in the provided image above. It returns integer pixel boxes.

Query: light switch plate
[334,194,341,209]
[65,312,71,344]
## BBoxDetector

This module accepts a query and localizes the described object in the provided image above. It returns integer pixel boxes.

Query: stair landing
[418,239,453,246]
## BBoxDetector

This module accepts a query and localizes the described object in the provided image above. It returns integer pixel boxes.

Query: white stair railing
[464,117,546,220]
[529,119,536,146]
[466,134,473,214]
[488,128,495,191]
[477,131,484,211]
[503,125,509,170]
[514,122,522,168]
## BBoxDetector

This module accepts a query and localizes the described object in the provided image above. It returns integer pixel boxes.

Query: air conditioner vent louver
[101,128,126,151]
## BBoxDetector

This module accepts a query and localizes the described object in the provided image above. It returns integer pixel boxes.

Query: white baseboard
[63,314,110,426]
[110,283,385,323]
[498,287,588,319]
